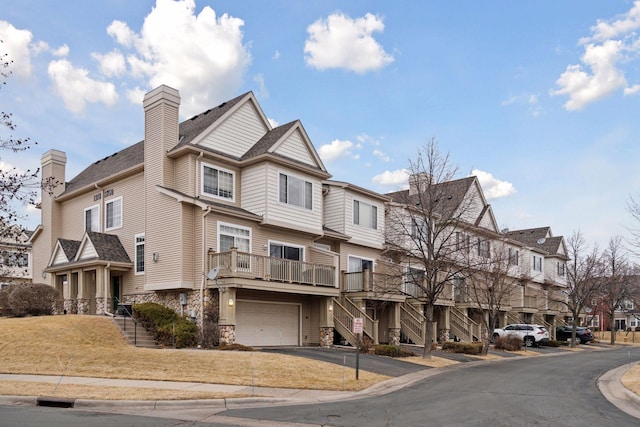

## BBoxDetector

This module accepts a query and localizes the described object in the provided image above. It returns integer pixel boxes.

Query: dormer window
[202,163,234,201]
[354,200,377,230]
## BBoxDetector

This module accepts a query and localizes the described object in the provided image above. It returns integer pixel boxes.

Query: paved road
[1,346,639,426]
[221,346,640,426]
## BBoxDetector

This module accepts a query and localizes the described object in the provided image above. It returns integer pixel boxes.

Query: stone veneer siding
[219,325,236,345]
[388,328,401,346]
[320,327,334,348]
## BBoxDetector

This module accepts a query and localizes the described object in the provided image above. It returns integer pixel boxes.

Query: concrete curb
[598,361,640,419]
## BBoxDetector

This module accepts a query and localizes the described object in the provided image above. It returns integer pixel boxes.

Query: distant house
[0,222,33,287]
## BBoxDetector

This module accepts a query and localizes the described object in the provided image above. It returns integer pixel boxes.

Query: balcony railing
[341,270,402,293]
[208,248,336,288]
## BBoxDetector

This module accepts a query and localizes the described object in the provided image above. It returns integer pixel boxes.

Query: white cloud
[273,50,280,60]
[126,86,146,104]
[304,12,394,73]
[92,50,126,77]
[372,169,409,188]
[253,73,268,99]
[105,0,251,117]
[624,84,640,95]
[551,40,627,110]
[472,169,516,200]
[501,93,542,116]
[318,139,354,161]
[372,149,390,162]
[52,44,70,57]
[552,2,640,110]
[581,1,640,44]
[0,21,34,79]
[47,59,118,114]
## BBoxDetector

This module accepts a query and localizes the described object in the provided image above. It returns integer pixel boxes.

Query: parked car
[493,324,550,347]
[555,326,594,344]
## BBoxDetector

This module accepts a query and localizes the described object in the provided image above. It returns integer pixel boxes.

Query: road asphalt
[0,343,639,421]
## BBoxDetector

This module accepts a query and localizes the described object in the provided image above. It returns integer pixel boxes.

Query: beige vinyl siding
[241,163,322,234]
[77,241,98,260]
[345,194,385,249]
[174,153,196,196]
[323,185,346,233]
[273,129,315,166]
[477,211,497,231]
[53,248,69,265]
[197,101,268,158]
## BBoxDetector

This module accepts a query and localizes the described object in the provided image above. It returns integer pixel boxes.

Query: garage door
[235,301,300,346]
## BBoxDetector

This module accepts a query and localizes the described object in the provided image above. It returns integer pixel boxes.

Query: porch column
[388,302,401,346]
[95,266,106,315]
[218,288,237,345]
[438,306,451,343]
[319,297,335,348]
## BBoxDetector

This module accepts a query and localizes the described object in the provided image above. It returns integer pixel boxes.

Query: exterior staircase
[400,302,425,346]
[332,296,378,347]
[450,306,481,342]
[112,315,159,349]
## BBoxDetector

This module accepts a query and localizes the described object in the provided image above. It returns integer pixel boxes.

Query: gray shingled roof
[386,176,476,219]
[86,232,132,263]
[507,227,565,256]
[241,121,297,160]
[62,92,251,196]
[58,239,81,260]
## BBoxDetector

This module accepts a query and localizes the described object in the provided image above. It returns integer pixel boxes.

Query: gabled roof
[507,227,567,258]
[386,176,498,231]
[46,232,131,271]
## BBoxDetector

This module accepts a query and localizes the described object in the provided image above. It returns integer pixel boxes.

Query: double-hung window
[353,200,377,229]
[508,248,519,266]
[84,205,100,232]
[105,197,122,231]
[533,255,543,272]
[135,234,145,274]
[557,262,565,276]
[202,163,234,200]
[269,242,304,261]
[279,173,312,209]
[218,223,251,253]
[478,238,490,258]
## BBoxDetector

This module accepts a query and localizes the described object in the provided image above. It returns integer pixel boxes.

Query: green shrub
[441,341,483,355]
[0,283,60,317]
[133,302,198,349]
[493,335,522,351]
[373,344,414,357]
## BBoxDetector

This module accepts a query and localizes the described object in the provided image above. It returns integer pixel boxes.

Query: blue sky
[1,0,639,250]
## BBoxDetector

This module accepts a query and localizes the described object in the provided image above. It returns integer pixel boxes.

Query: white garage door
[235,301,300,346]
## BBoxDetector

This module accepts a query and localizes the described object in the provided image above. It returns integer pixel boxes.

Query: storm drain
[36,396,75,408]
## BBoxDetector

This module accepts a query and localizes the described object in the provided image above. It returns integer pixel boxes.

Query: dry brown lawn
[0,316,389,399]
[592,331,640,345]
[622,364,640,395]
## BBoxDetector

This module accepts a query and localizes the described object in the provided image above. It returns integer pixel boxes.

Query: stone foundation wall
[320,327,334,348]
[77,298,89,315]
[219,325,236,345]
[63,298,78,314]
[438,328,450,343]
[124,290,212,328]
[96,297,105,315]
[388,328,401,346]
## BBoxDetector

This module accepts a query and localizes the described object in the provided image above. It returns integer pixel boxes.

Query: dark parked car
[555,326,594,344]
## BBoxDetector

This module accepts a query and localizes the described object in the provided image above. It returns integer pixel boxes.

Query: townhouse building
[30,84,570,348]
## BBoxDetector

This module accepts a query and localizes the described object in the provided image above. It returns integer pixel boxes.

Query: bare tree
[0,44,56,277]
[386,139,480,358]
[562,231,604,348]
[599,236,637,344]
[464,239,524,355]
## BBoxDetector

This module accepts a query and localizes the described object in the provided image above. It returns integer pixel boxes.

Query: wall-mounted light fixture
[228,298,234,307]
[152,252,159,262]
[328,303,333,311]
[41,271,46,279]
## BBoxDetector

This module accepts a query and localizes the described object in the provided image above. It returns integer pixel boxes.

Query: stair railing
[114,297,137,346]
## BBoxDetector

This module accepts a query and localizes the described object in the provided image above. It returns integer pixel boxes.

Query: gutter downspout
[201,206,212,329]
[104,262,113,316]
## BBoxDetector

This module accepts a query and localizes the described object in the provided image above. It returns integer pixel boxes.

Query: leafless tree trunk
[386,139,479,359]
[465,240,524,355]
[564,231,604,348]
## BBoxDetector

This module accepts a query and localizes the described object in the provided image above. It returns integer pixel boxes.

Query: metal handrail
[114,297,137,346]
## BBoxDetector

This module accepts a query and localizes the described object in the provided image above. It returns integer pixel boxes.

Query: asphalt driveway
[259,346,428,377]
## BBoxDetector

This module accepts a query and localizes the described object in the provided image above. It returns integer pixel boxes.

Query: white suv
[493,324,549,347]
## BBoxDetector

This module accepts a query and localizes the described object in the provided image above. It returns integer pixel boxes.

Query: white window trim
[134,233,145,275]
[217,221,252,253]
[353,198,378,230]
[201,161,236,202]
[347,255,375,272]
[84,204,100,233]
[268,240,305,261]
[105,196,123,231]
[278,170,313,211]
